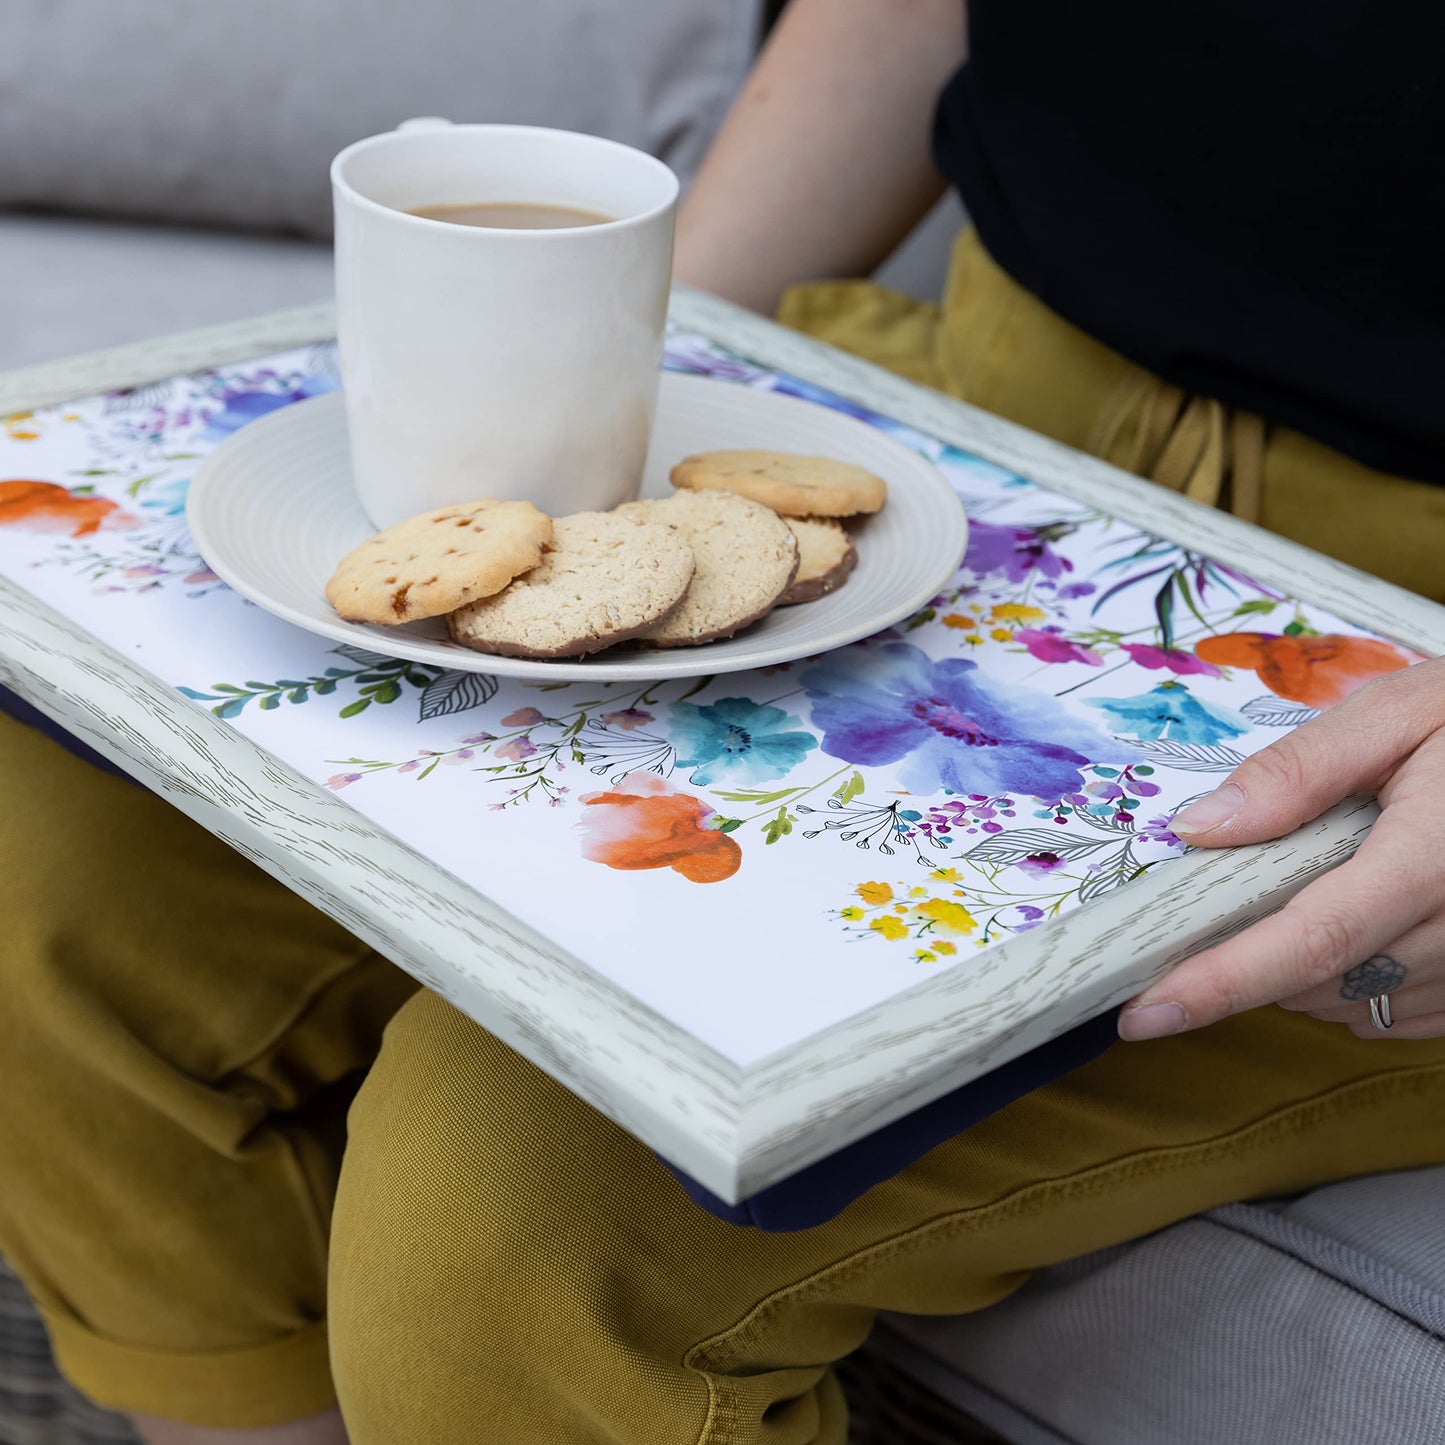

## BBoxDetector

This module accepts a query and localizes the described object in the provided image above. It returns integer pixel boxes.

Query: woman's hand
[1119,656,1445,1041]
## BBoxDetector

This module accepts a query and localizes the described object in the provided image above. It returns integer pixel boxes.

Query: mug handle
[396,116,454,133]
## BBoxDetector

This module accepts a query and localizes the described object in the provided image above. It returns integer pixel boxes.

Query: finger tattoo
[1340,954,1408,1001]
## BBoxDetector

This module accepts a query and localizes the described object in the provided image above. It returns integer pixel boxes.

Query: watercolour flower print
[1193,631,1411,707]
[1087,681,1249,745]
[800,642,1137,799]
[0,327,1423,1028]
[669,697,817,786]
[577,772,742,883]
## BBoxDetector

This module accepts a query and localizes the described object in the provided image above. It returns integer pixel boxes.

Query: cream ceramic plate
[186,374,967,681]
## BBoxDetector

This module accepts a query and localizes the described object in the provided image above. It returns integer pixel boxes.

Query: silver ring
[1369,993,1394,1031]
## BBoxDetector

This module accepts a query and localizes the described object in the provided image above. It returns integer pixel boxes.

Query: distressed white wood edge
[0,304,338,416]
[3,290,1444,1203]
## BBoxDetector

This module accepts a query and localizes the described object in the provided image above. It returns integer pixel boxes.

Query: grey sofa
[4,5,1441,1443]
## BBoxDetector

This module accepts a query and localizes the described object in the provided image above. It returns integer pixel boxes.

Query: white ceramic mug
[331,120,679,529]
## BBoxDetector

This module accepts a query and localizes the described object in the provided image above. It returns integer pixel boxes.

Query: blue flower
[1087,681,1248,744]
[201,374,337,442]
[800,642,1136,801]
[668,697,817,786]
[139,475,192,517]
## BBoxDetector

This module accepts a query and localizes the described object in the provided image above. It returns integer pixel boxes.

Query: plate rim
[186,373,968,681]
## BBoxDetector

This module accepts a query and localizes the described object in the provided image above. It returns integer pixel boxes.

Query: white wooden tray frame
[3,290,1442,1203]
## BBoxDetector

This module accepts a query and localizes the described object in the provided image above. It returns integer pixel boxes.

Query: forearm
[675,0,967,313]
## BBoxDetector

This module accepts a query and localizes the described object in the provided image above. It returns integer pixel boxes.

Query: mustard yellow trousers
[5,233,1445,1441]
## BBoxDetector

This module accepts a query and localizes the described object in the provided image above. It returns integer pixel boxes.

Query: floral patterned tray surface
[0,332,1412,1066]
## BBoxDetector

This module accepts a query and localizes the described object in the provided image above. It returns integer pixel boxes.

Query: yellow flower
[964,634,983,646]
[933,941,957,956]
[942,613,971,630]
[839,906,864,921]
[893,903,910,914]
[914,950,937,963]
[6,428,38,441]
[930,867,961,883]
[916,898,978,935]
[870,915,909,941]
[908,885,927,898]
[990,628,1013,641]
[991,603,1048,623]
[855,881,893,906]
[62,412,81,422]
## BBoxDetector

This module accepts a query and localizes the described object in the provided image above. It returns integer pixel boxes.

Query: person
[5,1,1445,1441]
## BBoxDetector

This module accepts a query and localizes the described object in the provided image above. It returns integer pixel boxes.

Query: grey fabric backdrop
[0,0,760,237]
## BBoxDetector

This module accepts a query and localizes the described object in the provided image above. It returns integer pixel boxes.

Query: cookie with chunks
[326,499,553,625]
[616,490,798,647]
[670,449,887,518]
[778,516,858,605]
[446,511,693,659]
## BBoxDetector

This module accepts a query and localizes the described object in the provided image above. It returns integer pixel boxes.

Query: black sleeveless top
[934,2,1445,485]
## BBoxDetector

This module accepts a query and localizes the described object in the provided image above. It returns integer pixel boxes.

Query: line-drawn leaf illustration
[1240,696,1320,727]
[105,378,174,413]
[1127,739,1248,772]
[1077,844,1141,903]
[418,670,499,720]
[331,642,396,668]
[306,342,342,382]
[963,828,1120,866]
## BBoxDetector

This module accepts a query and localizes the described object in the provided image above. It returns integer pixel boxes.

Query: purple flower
[326,771,363,789]
[602,708,654,731]
[1057,581,1097,600]
[1120,642,1222,677]
[1017,850,1067,878]
[495,737,538,763]
[1139,815,1187,850]
[1015,628,1104,666]
[800,642,1137,801]
[963,521,1073,585]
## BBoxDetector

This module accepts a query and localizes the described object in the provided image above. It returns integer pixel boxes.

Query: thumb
[1169,672,1433,848]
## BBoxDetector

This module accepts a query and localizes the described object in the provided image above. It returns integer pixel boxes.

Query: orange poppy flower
[1193,631,1411,708]
[0,480,135,537]
[577,772,741,884]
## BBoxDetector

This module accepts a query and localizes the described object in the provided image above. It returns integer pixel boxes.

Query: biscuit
[778,517,858,605]
[446,511,694,659]
[616,490,798,647]
[326,499,553,625]
[669,449,887,517]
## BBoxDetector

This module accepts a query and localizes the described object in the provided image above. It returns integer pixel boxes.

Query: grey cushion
[0,214,332,370]
[1,0,760,238]
[874,1167,1445,1445]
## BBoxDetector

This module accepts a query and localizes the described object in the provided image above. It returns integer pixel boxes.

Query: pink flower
[601,708,654,730]
[326,771,363,789]
[501,706,545,727]
[184,569,219,584]
[495,737,538,763]
[1015,629,1103,666]
[1120,643,1222,677]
